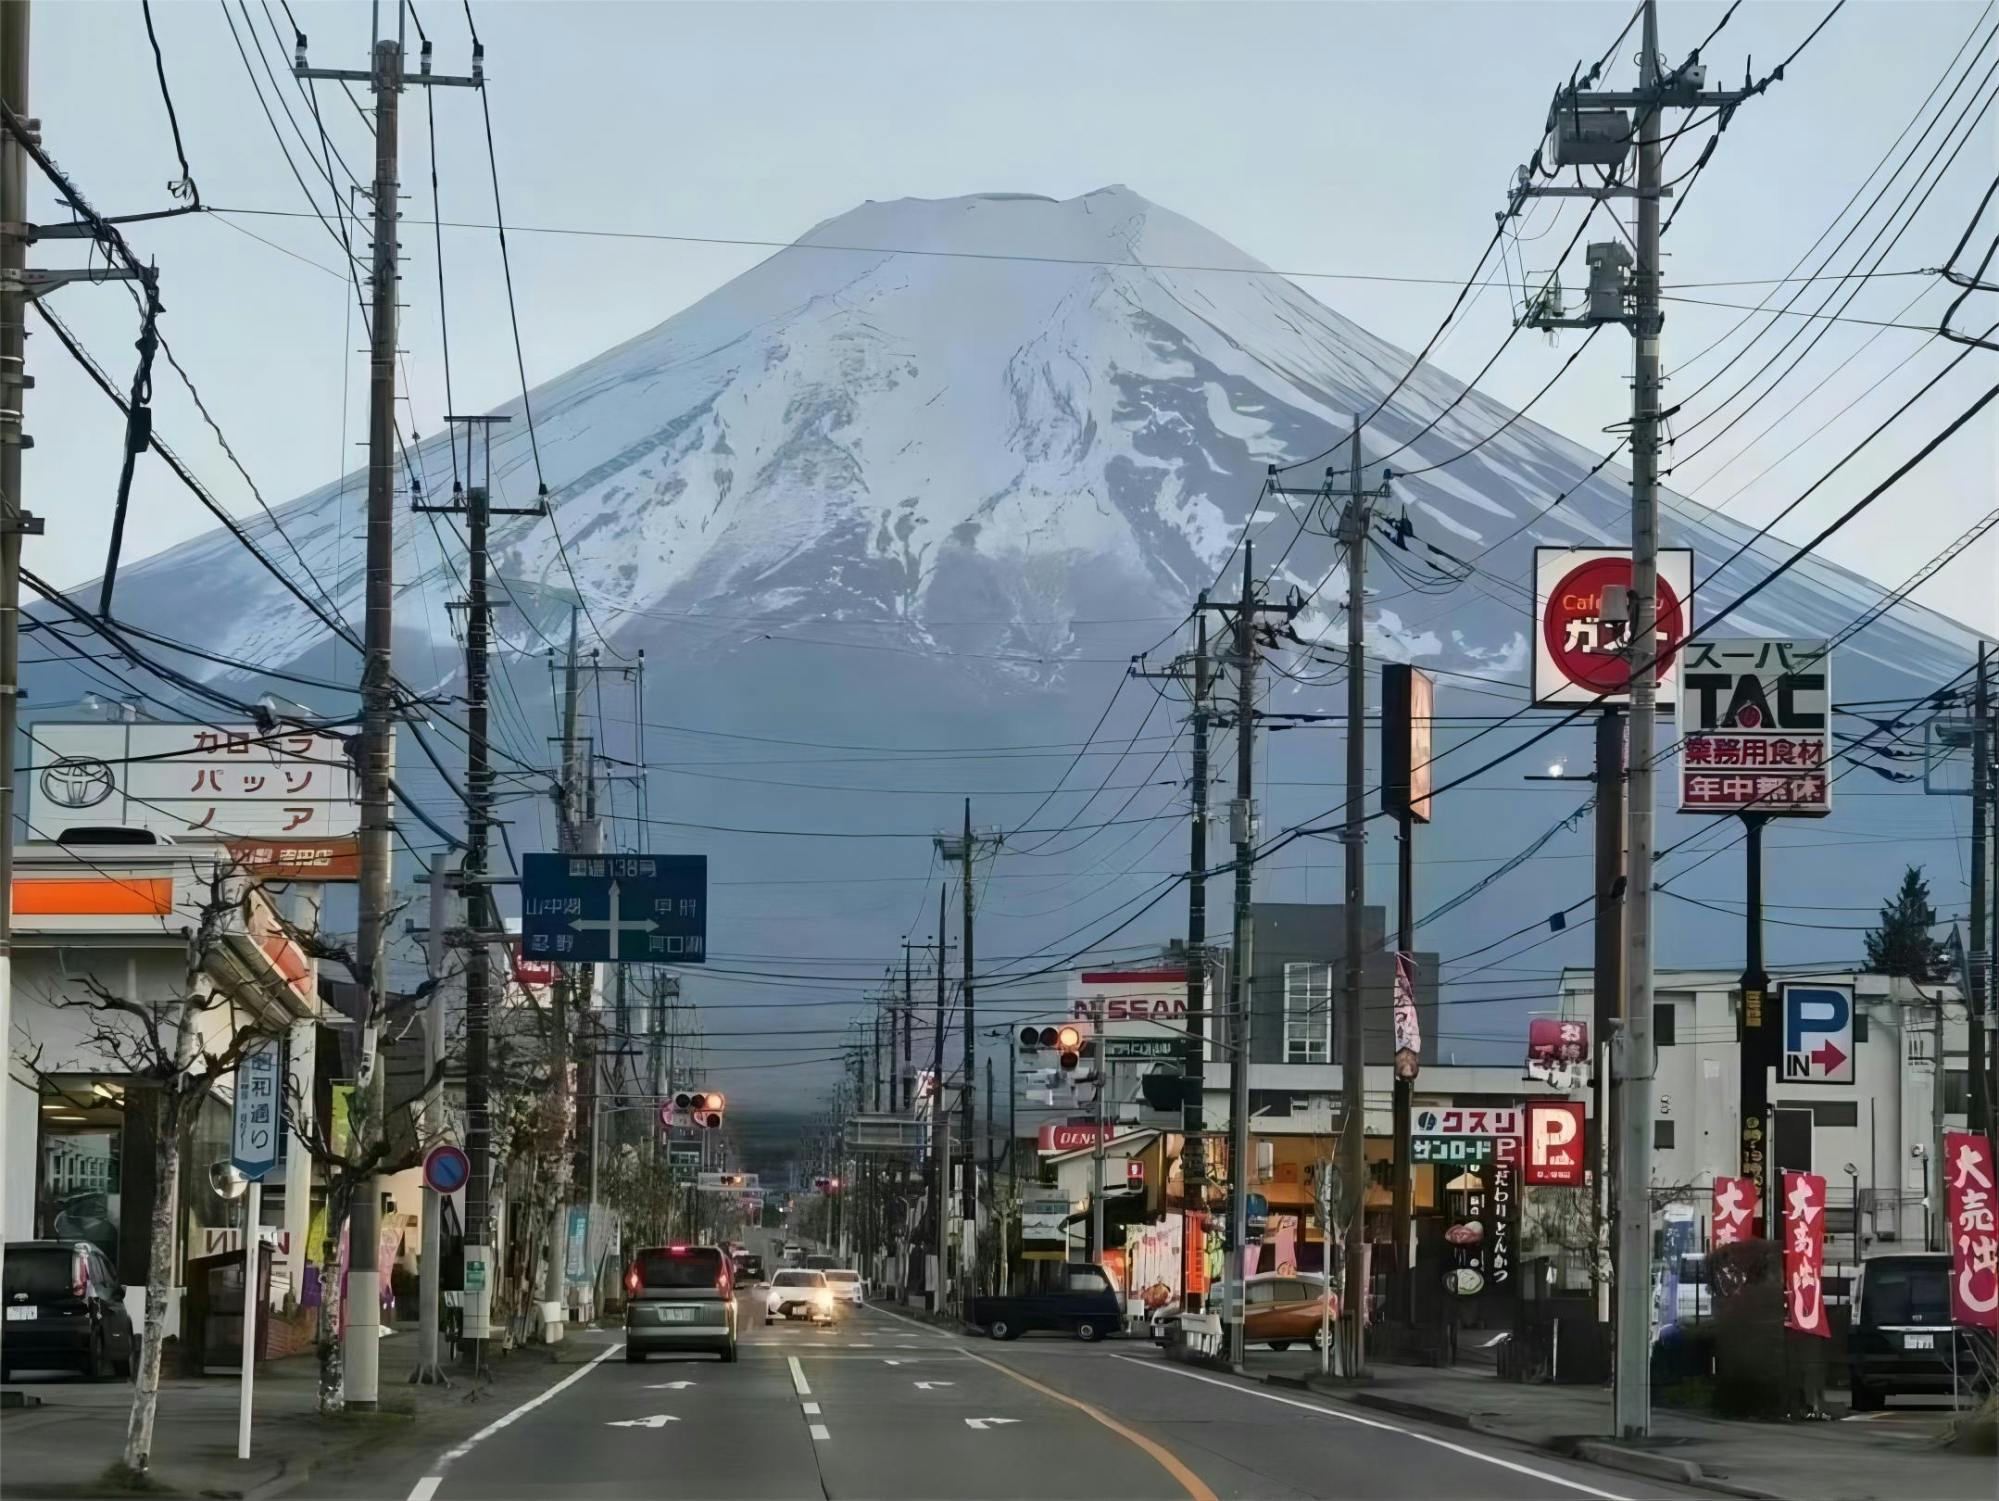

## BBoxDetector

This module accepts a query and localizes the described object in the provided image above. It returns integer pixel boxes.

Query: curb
[1569,1439,1709,1488]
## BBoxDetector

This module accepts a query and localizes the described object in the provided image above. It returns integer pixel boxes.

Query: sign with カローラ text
[1943,1131,1998,1328]
[229,1040,282,1180]
[1678,638,1832,815]
[1532,547,1694,707]
[1781,982,1854,1084]
[1782,1170,1829,1337]
[29,722,359,845]
[1524,1101,1585,1185]
[520,854,707,964]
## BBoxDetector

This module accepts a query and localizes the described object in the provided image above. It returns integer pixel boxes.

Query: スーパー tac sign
[1944,1131,1998,1328]
[1524,1101,1585,1186]
[1678,638,1832,816]
[1532,548,1694,707]
[1783,1170,1830,1338]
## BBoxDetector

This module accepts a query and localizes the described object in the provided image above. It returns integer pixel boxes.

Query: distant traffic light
[673,1089,726,1129]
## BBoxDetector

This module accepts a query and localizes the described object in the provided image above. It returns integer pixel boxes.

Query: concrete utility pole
[295,13,479,1411]
[543,609,587,1321]
[1593,707,1625,1314]
[1335,420,1379,1378]
[1091,993,1108,1263]
[416,414,534,1369]
[1507,0,1765,1437]
[935,803,999,1285]
[1200,537,1297,1368]
[929,886,949,1313]
[1133,600,1213,1311]
[0,0,31,1301]
[1972,645,1991,1136]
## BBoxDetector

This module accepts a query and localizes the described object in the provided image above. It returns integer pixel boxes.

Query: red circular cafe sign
[1542,555,1687,696]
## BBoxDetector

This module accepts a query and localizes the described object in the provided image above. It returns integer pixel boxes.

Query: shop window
[36,1081,127,1268]
[1283,963,1331,1064]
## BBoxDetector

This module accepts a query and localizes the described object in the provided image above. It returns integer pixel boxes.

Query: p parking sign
[1781,982,1854,1084]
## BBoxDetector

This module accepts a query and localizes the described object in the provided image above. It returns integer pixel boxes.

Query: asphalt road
[311,1300,1704,1501]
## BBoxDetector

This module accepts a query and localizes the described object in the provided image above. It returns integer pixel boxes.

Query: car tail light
[625,1264,640,1294]
[72,1251,88,1299]
[668,1243,689,1254]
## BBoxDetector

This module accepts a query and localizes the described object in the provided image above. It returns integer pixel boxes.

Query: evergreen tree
[1862,865,1948,982]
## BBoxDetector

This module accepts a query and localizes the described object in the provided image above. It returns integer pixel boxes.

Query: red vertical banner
[1711,1176,1758,1247]
[1184,1211,1210,1298]
[1943,1131,1998,1329]
[1781,1171,1829,1337]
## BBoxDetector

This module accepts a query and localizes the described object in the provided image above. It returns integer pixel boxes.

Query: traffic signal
[1056,1024,1083,1072]
[674,1089,726,1129]
[716,1172,748,1189]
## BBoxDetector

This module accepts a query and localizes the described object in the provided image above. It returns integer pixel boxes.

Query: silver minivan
[623,1244,738,1363]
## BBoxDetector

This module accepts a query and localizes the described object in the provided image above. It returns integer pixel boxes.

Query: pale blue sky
[20,0,1998,632]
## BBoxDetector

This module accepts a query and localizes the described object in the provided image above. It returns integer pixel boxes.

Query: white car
[825,1268,864,1309]
[766,1268,833,1324]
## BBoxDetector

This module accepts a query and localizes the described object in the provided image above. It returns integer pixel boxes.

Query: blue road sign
[1781,982,1854,1084]
[520,853,707,964]
[424,1143,471,1195]
[230,1041,282,1181]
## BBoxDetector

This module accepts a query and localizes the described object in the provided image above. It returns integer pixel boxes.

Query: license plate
[655,1306,698,1323]
[5,1306,36,1322]
[1904,1332,1935,1350]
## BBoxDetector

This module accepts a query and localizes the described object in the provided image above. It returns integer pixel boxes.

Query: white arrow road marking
[913,1381,956,1390]
[645,1380,697,1390]
[607,1415,680,1429]
[964,1417,1021,1430]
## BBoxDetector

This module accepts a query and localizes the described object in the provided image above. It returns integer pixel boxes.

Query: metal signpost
[229,1041,281,1461]
[520,854,708,964]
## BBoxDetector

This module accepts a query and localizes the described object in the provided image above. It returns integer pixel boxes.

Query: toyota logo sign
[40,757,115,810]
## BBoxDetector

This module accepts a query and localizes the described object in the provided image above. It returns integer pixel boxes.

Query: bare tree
[44,868,279,1480]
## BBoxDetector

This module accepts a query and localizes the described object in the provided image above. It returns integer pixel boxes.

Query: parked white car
[825,1268,864,1309]
[766,1268,833,1324]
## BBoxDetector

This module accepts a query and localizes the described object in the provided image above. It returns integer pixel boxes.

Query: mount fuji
[47,186,1985,1098]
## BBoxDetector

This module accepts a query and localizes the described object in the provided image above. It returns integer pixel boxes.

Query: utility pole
[1133,599,1213,1312]
[1593,708,1626,1315]
[1506,0,1764,1437]
[294,14,479,1412]
[1091,994,1108,1263]
[1972,645,1991,1137]
[0,0,31,1303]
[1201,534,1297,1369]
[901,937,916,1114]
[929,886,949,1314]
[936,804,999,1284]
[416,414,534,1370]
[1332,420,1387,1378]
[544,609,587,1320]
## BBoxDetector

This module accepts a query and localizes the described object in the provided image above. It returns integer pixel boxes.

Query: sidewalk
[1255,1357,1994,1501]
[0,1329,612,1500]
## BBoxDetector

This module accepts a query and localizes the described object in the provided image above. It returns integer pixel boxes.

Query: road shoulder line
[401,1340,623,1501]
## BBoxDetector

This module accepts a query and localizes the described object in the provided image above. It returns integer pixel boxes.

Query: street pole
[543,611,585,1322]
[1392,813,1414,1326]
[1594,708,1626,1322]
[1006,1031,1017,1296]
[1740,811,1771,1237]
[1338,420,1371,1378]
[0,0,31,1313]
[1092,994,1107,1264]
[237,1179,261,1460]
[1971,645,1990,1137]
[1185,603,1211,1312]
[343,34,404,1412]
[1226,543,1257,1370]
[960,800,976,1242]
[930,886,948,1314]
[1614,0,1665,1440]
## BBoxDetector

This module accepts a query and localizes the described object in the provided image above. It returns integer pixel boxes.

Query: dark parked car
[2,1240,136,1381]
[1848,1251,1993,1410]
[971,1262,1120,1341]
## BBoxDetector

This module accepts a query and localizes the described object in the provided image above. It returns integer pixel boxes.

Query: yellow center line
[960,1349,1218,1501]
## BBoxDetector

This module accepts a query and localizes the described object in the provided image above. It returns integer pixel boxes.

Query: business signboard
[1413,1106,1521,1139]
[1524,1101,1585,1186]
[1782,1171,1830,1338]
[1037,1122,1117,1153]
[28,722,359,847]
[1711,1175,1758,1247]
[1068,968,1191,1039]
[1413,1135,1496,1165]
[229,1041,282,1180]
[1943,1131,1998,1329]
[1780,982,1854,1084]
[1678,638,1831,816]
[1381,664,1434,824]
[1532,547,1694,707]
[1021,1193,1072,1250]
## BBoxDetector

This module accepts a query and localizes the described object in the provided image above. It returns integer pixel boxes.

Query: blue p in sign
[1781,983,1854,1084]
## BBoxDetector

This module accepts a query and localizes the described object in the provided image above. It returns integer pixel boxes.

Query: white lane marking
[606,1415,680,1429]
[867,1303,968,1340]
[787,1355,812,1397]
[883,1358,906,1365]
[809,1423,831,1442]
[914,1380,955,1390]
[802,1401,821,1415]
[645,1380,698,1389]
[1115,1357,1634,1501]
[402,1339,622,1500]
[964,1417,1021,1430]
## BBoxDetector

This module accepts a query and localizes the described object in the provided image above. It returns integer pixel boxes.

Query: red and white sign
[1524,1102,1586,1186]
[1678,638,1832,816]
[1527,1018,1589,1065]
[1532,548,1694,707]
[1782,1171,1829,1338]
[1413,1106,1520,1139]
[1070,968,1190,1034]
[1944,1130,1998,1329]
[1711,1175,1758,1248]
[513,954,557,987]
[1392,952,1421,1080]
[1038,1122,1118,1153]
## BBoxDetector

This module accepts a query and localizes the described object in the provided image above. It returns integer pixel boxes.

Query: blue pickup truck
[970,1262,1120,1341]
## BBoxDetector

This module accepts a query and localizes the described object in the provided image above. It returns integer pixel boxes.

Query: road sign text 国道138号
[520,854,707,964]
